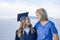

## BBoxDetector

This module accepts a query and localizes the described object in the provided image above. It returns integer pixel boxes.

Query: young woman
[15,13,37,40]
[34,8,59,40]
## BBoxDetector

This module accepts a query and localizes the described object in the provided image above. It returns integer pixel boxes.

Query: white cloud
[0,2,37,18]
[0,0,60,19]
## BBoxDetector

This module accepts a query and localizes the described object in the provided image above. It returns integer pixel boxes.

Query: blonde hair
[17,17,35,37]
[36,8,48,21]
[17,22,25,37]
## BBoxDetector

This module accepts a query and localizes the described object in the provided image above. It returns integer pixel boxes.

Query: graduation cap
[17,12,28,21]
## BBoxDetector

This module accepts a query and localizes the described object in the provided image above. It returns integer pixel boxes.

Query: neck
[41,20,47,22]
[40,20,48,26]
[25,25,29,28]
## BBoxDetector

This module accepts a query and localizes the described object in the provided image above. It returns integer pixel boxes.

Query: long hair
[17,17,35,37]
[17,21,25,37]
[36,8,48,21]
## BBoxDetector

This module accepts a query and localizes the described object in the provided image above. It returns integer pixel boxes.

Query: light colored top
[24,27,30,34]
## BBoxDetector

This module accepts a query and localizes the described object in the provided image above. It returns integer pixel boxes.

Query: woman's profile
[34,8,59,40]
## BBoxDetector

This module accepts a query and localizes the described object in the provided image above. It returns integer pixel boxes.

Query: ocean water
[0,17,60,40]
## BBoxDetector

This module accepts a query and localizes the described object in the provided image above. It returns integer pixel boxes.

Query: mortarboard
[17,12,28,21]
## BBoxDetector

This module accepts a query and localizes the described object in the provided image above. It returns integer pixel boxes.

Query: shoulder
[15,30,20,40]
[16,29,19,34]
[34,21,40,30]
[48,20,56,28]
[48,20,55,25]
[36,21,40,25]
[16,29,19,32]
[34,22,40,27]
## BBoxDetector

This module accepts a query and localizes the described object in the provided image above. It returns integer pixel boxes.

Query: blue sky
[0,0,60,19]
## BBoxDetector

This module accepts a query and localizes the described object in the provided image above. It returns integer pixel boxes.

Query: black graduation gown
[15,30,37,40]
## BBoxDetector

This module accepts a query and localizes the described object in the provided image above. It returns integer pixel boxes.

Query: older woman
[34,8,59,40]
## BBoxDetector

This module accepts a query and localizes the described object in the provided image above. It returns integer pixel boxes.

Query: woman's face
[25,17,31,26]
[21,19,26,23]
[36,12,41,21]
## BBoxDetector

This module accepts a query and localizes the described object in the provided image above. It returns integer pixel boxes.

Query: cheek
[26,21,28,24]
[22,20,25,23]
[36,14,41,20]
[26,20,30,25]
[36,13,40,17]
[26,20,30,23]
[37,17,41,21]
[26,20,28,24]
[38,15,41,19]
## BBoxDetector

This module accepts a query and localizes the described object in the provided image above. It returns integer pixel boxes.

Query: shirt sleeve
[50,22,58,34]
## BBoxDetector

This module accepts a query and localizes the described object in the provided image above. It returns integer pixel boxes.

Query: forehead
[36,10,43,14]
[26,16,29,18]
[25,17,30,20]
[36,11,41,14]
